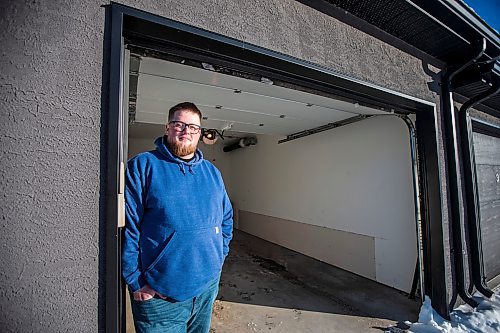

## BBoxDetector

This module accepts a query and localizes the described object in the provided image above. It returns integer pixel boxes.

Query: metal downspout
[442,38,486,307]
[458,78,500,298]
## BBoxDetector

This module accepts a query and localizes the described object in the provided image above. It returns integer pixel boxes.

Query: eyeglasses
[168,120,202,134]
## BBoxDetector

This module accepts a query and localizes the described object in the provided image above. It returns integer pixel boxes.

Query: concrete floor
[127,230,420,332]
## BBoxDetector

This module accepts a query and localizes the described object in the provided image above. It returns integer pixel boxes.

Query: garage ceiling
[130,57,387,136]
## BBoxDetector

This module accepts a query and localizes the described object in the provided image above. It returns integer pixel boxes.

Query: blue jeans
[131,277,220,333]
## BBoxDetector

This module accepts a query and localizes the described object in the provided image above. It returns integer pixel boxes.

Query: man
[122,102,233,333]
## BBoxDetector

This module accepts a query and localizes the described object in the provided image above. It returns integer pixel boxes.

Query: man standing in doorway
[122,102,233,333]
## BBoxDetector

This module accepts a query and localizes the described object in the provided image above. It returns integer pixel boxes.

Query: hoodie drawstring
[178,164,186,175]
[177,163,195,175]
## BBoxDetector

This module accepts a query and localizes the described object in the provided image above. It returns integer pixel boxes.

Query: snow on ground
[402,288,500,333]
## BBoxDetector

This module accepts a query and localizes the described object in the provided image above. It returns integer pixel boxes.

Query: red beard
[166,136,198,158]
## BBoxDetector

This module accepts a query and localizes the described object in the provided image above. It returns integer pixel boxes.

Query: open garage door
[125,52,422,331]
[126,54,420,293]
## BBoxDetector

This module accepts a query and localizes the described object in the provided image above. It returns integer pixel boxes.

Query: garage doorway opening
[105,4,445,332]
[124,50,422,331]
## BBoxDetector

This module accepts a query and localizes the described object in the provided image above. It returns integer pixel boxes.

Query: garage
[105,5,448,332]
[123,50,423,331]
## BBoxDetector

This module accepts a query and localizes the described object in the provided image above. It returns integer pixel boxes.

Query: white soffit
[134,57,387,136]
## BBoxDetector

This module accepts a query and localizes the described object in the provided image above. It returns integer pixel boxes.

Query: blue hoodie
[122,136,233,301]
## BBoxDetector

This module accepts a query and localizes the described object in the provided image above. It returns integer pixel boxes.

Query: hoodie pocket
[144,225,224,293]
[144,231,178,273]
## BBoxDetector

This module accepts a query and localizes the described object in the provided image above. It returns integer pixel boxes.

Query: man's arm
[221,189,233,257]
[122,161,146,292]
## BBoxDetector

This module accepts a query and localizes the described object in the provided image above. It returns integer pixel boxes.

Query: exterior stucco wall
[0,0,449,331]
[0,1,106,332]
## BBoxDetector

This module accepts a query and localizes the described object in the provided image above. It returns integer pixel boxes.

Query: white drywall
[228,115,417,292]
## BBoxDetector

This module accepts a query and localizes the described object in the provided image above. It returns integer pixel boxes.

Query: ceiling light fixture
[202,128,225,145]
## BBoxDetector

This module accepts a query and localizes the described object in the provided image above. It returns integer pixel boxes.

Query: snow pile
[405,290,500,333]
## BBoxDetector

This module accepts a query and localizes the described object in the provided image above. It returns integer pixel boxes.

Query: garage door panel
[475,164,500,203]
[473,130,500,282]
[479,197,500,279]
[137,75,358,123]
[472,132,500,163]
[480,206,500,279]
[138,57,387,116]
[479,195,500,209]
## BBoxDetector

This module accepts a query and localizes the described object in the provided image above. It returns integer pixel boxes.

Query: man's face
[165,110,201,158]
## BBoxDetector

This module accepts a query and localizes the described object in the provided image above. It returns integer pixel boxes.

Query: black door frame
[104,3,447,331]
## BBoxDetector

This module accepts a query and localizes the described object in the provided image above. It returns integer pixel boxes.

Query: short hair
[168,102,202,122]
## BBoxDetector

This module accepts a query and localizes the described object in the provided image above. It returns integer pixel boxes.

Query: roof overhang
[297,0,500,113]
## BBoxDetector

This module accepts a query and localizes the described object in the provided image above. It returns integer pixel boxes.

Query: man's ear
[164,124,169,134]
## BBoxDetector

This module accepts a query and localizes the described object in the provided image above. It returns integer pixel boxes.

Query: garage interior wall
[128,114,417,292]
